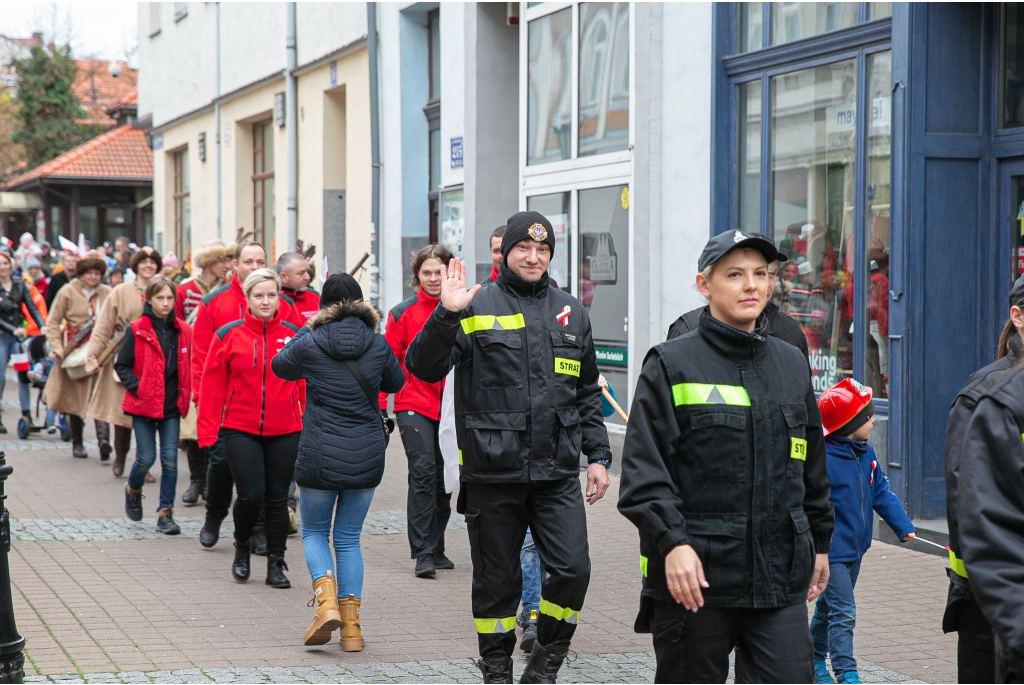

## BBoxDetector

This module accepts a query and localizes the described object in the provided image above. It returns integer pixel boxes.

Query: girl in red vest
[117,278,192,535]
[197,268,303,589]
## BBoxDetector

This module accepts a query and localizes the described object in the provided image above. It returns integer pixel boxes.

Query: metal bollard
[0,451,24,684]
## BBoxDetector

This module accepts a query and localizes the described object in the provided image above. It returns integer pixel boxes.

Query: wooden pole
[602,387,628,423]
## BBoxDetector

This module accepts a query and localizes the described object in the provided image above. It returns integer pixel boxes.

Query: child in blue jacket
[811,379,916,684]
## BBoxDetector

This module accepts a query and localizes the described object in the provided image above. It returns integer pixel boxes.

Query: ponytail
[997,318,1019,360]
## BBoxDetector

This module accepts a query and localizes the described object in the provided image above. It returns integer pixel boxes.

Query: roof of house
[1,124,152,191]
[72,60,138,129]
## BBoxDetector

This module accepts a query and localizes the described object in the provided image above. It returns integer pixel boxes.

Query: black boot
[232,540,251,581]
[519,609,538,653]
[265,552,290,589]
[415,555,436,578]
[520,641,571,684]
[69,415,87,458]
[112,425,132,477]
[95,420,112,461]
[182,441,207,505]
[477,657,514,684]
[250,525,268,556]
[181,481,203,506]
[200,516,224,548]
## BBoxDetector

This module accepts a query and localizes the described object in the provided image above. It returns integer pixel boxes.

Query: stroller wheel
[59,416,71,442]
[17,418,29,440]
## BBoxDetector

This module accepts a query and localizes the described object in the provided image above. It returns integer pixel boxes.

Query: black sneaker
[415,555,436,578]
[434,553,455,570]
[199,516,223,548]
[156,508,181,535]
[250,525,268,556]
[181,481,203,506]
[124,486,144,522]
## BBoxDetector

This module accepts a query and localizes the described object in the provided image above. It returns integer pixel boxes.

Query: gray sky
[0,2,139,65]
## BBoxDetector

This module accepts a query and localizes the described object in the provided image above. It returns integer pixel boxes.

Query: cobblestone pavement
[0,397,958,683]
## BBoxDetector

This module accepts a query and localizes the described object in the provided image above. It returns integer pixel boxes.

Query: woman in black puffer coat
[271,273,403,652]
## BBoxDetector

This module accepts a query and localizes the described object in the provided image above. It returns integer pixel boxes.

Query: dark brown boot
[95,420,112,461]
[112,425,132,477]
[69,415,87,459]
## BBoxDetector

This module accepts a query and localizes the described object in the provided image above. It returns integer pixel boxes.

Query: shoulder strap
[346,359,379,415]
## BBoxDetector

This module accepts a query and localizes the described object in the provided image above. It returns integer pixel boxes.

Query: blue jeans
[520,527,542,616]
[299,486,375,598]
[810,558,863,676]
[127,416,180,511]
[0,332,30,412]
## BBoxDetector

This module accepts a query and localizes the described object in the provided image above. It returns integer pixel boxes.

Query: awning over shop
[0,192,42,213]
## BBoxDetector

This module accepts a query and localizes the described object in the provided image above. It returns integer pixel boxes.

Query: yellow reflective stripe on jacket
[539,598,580,624]
[948,549,968,578]
[671,383,751,407]
[460,313,526,334]
[473,616,517,634]
[639,555,648,578]
[790,437,807,461]
[458,450,463,466]
[555,358,580,376]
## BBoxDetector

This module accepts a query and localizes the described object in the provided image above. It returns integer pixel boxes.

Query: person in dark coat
[0,250,46,433]
[44,251,77,310]
[272,273,403,653]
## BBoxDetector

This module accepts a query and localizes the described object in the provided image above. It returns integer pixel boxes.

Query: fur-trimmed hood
[307,300,381,361]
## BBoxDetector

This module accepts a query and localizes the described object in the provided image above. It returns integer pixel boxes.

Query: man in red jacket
[277,251,320,324]
[380,244,453,578]
[192,241,302,551]
[175,239,234,323]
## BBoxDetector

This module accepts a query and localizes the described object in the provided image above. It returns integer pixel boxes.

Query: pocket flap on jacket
[464,411,527,431]
[477,330,522,349]
[789,507,811,534]
[689,408,746,431]
[550,331,581,347]
[555,406,582,427]
[781,402,808,428]
[685,515,747,539]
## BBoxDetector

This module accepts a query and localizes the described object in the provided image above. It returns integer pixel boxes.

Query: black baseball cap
[698,230,788,272]
[1010,274,1024,308]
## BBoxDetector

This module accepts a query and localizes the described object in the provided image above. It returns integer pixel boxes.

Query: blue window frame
[712,3,893,404]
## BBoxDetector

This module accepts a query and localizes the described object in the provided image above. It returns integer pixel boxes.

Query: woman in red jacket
[198,268,303,589]
[116,278,192,535]
[379,244,453,578]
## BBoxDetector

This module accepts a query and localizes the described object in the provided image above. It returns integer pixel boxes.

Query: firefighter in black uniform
[405,211,612,684]
[617,231,834,683]
[941,275,1024,683]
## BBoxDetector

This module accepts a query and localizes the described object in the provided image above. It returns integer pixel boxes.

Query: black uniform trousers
[950,596,996,684]
[464,477,590,659]
[398,411,451,559]
[647,598,813,684]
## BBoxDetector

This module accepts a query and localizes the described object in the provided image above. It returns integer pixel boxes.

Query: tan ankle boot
[338,594,364,652]
[303,571,342,646]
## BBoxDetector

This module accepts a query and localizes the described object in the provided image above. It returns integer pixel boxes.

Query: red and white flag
[319,256,329,285]
[11,352,29,372]
[57,235,79,254]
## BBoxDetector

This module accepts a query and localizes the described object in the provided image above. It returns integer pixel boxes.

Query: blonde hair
[243,268,279,299]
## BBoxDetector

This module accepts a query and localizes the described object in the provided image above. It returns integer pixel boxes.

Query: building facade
[138,2,371,286]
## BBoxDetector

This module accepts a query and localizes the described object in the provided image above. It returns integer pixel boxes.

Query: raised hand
[440,257,481,313]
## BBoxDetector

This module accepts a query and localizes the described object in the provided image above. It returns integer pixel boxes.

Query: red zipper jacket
[197,307,303,447]
[282,287,320,324]
[378,287,443,419]
[119,312,192,420]
[191,274,303,404]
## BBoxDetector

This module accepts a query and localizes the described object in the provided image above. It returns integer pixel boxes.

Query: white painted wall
[440,3,464,190]
[296,3,367,66]
[378,4,406,312]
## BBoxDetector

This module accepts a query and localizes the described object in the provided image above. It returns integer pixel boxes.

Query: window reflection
[771,2,858,45]
[526,192,571,288]
[578,2,629,156]
[864,51,891,398]
[1002,4,1024,129]
[737,80,761,232]
[738,3,763,53]
[527,9,573,165]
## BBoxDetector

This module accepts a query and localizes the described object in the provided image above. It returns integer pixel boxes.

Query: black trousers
[184,440,208,485]
[949,597,996,684]
[465,478,590,659]
[398,411,451,559]
[204,436,231,520]
[223,429,299,555]
[647,599,813,683]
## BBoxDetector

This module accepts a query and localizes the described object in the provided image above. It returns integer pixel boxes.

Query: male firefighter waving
[617,231,835,683]
[406,210,612,684]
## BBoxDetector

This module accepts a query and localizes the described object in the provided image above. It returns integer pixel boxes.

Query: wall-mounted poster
[440,188,464,258]
[582,232,617,285]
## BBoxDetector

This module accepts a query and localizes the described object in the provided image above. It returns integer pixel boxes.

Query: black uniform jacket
[618,310,833,609]
[942,334,1020,631]
[405,265,611,484]
[959,360,1024,673]
[667,301,810,360]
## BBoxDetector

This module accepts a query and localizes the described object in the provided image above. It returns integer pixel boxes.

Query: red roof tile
[72,60,138,129]
[1,125,152,190]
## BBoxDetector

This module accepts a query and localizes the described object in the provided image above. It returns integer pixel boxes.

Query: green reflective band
[555,358,580,376]
[639,555,648,578]
[672,383,751,407]
[460,313,526,334]
[790,437,807,461]
[474,616,517,634]
[948,549,968,578]
[458,450,463,466]
[539,598,580,625]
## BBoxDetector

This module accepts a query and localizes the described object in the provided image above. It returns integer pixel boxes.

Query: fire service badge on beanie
[528,223,548,242]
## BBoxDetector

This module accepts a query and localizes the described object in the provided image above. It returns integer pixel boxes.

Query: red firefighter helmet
[817,378,873,436]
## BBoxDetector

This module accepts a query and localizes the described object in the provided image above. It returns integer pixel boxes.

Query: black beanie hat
[501,211,556,260]
[835,400,876,437]
[320,273,363,308]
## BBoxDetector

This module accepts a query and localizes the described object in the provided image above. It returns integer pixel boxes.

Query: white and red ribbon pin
[556,305,572,327]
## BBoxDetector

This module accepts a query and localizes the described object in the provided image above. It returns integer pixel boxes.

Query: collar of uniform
[497,261,550,298]
[229,274,244,297]
[243,306,279,332]
[697,307,768,360]
[1009,333,1024,365]
[416,286,439,308]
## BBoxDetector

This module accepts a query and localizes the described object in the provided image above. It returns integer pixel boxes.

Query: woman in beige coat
[43,254,111,459]
[86,247,161,476]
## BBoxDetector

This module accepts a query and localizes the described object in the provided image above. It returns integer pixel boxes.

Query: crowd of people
[6,216,1023,684]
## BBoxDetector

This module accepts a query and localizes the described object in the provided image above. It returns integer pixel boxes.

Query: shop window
[737,3,884,54]
[527,8,572,165]
[173,148,191,262]
[1002,4,1024,129]
[526,192,571,287]
[578,2,629,156]
[252,121,275,247]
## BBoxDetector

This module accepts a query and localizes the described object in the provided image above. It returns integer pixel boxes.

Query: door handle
[890,290,903,302]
